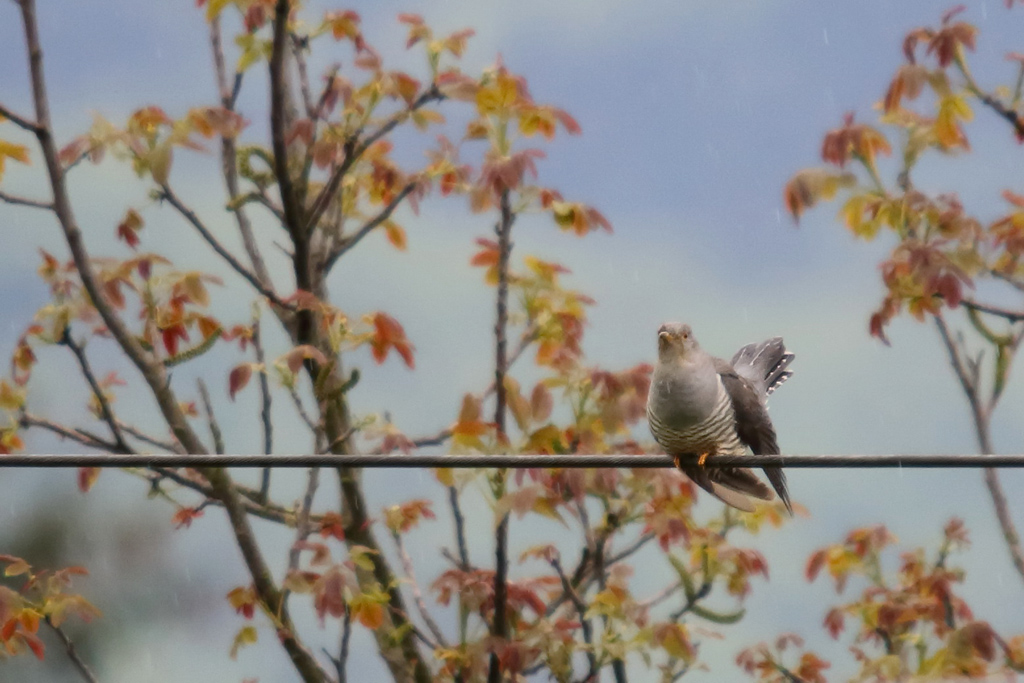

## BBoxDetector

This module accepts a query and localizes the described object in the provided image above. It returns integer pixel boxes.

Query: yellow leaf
[205,0,232,21]
[434,467,455,487]
[149,141,173,185]
[181,272,210,307]
[4,557,31,577]
[0,380,26,411]
[0,139,31,181]
[349,545,377,572]
[476,73,520,116]
[229,625,258,660]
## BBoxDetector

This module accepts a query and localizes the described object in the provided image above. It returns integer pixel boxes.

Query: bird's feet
[697,452,711,466]
[673,454,682,469]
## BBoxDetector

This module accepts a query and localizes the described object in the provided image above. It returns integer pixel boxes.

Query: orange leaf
[384,221,407,250]
[369,313,415,368]
[351,597,385,630]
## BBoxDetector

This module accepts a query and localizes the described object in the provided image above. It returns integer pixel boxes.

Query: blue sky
[3,1,1024,681]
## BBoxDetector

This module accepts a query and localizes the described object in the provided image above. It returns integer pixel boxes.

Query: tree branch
[115,419,182,452]
[157,184,290,310]
[197,378,224,454]
[0,101,41,133]
[20,412,118,452]
[961,299,1024,323]
[304,85,442,233]
[394,530,450,649]
[209,17,273,292]
[322,182,416,272]
[204,467,332,682]
[551,557,596,680]
[45,616,98,683]
[270,0,304,238]
[934,315,1024,587]
[252,318,274,500]
[487,188,515,683]
[0,188,53,210]
[58,328,132,453]
[934,315,989,449]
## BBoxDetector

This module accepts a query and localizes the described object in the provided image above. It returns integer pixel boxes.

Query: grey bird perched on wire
[647,322,794,513]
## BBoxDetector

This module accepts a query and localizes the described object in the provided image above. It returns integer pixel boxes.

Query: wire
[1,453,1023,468]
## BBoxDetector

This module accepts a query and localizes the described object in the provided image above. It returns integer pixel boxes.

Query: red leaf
[161,324,189,357]
[805,549,826,582]
[824,608,845,639]
[229,364,253,401]
[22,630,45,660]
[77,467,100,493]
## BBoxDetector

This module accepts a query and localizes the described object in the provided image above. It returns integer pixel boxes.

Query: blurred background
[2,0,1024,680]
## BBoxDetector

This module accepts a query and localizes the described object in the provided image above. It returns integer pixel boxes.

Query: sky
[3,0,1024,681]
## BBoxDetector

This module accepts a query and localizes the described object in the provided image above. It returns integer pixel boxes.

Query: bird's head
[657,322,699,362]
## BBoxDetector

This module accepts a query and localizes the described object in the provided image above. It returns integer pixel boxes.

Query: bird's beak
[658,330,671,349]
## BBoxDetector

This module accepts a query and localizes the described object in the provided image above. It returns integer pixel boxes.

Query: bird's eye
[681,332,688,339]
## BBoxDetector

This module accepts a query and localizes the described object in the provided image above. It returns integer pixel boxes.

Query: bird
[646,322,794,513]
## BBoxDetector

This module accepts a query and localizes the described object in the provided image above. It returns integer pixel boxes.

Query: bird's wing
[714,358,792,512]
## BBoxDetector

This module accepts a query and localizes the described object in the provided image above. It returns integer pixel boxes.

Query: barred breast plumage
[646,379,745,457]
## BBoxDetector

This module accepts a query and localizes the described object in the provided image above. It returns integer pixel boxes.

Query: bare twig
[158,184,290,310]
[210,18,272,288]
[142,465,310,527]
[283,466,321,606]
[961,299,1024,323]
[114,419,183,453]
[0,189,53,210]
[448,486,470,570]
[934,314,1024,587]
[551,557,596,679]
[288,382,322,440]
[197,378,225,454]
[45,616,98,683]
[252,318,274,500]
[0,101,41,132]
[58,329,131,453]
[607,533,655,567]
[19,412,116,452]
[934,315,989,449]
[394,531,450,648]
[322,182,416,271]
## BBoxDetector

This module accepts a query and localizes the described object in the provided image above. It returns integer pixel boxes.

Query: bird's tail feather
[678,463,774,513]
[763,466,793,514]
[730,337,794,396]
